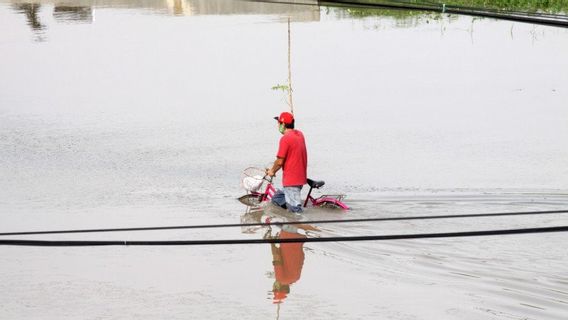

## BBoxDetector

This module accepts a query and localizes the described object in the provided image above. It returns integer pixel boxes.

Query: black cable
[1,209,567,237]
[1,226,567,246]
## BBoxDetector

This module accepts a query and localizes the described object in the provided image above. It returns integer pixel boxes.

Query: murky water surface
[1,1,568,319]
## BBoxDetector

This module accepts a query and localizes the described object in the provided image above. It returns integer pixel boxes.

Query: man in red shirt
[266,112,308,213]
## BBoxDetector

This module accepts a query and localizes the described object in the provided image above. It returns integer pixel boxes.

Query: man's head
[272,281,290,303]
[274,112,295,134]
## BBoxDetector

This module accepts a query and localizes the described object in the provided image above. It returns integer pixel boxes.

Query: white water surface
[1,1,568,319]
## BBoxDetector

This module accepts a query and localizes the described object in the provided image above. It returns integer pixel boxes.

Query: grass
[343,0,568,13]
[323,0,568,20]
[438,0,568,13]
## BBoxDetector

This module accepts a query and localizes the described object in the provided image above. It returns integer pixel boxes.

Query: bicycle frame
[248,176,349,210]
[259,180,276,202]
[303,185,349,210]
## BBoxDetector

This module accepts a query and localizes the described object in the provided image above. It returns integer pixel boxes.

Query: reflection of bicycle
[239,167,349,210]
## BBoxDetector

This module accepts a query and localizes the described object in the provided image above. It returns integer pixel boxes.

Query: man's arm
[271,243,282,265]
[267,157,284,177]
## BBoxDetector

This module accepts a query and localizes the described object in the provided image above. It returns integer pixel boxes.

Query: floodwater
[1,0,568,319]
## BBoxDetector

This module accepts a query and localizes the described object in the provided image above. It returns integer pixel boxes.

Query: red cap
[274,112,294,125]
[273,291,288,303]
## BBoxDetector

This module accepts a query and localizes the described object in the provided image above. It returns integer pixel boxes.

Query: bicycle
[238,167,349,210]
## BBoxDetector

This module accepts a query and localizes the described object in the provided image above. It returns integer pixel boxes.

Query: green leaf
[271,84,290,92]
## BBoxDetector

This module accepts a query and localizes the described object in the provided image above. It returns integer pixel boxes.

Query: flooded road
[1,0,568,319]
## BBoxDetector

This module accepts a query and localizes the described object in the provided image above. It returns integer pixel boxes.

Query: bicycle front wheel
[238,194,262,207]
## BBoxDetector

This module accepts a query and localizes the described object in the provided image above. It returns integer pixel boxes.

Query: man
[266,112,308,213]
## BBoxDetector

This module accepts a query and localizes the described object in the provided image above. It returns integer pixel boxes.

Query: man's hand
[266,157,284,177]
[266,168,276,177]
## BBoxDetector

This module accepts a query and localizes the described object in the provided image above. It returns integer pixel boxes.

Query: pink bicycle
[239,167,349,210]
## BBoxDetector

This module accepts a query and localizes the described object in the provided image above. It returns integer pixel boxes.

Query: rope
[1,209,567,237]
[1,226,567,247]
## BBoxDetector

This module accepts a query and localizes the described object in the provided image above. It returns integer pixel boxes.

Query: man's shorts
[271,186,303,213]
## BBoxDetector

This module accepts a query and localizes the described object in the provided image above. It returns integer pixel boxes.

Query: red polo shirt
[276,129,308,187]
[274,231,306,285]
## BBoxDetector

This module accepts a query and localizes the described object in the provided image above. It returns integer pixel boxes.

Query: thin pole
[287,17,294,114]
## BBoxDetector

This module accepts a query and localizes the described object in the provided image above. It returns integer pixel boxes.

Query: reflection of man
[271,230,306,303]
[263,215,318,304]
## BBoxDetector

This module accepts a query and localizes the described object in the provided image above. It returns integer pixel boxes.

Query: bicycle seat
[307,178,325,189]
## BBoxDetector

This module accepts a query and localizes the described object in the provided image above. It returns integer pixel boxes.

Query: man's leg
[283,186,303,213]
[271,189,287,209]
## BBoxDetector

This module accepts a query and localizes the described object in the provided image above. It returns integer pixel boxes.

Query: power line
[0,226,567,247]
[0,209,566,237]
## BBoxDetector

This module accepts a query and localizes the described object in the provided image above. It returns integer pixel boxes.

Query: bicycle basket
[241,167,266,193]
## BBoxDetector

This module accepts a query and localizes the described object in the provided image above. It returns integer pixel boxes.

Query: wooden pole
[287,17,294,114]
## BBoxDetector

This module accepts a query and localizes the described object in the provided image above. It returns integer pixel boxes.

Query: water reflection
[9,0,557,42]
[7,0,321,41]
[6,0,321,19]
[10,2,94,41]
[241,205,319,306]
[176,0,319,20]
[12,2,43,29]
[53,6,93,23]
[11,2,45,41]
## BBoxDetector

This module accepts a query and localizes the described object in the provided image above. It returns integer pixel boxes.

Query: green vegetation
[271,84,290,92]
[324,0,568,24]
[436,0,568,13]
[337,0,568,13]
[324,4,442,27]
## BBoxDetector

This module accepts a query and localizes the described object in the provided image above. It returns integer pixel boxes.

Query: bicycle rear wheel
[316,199,344,210]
